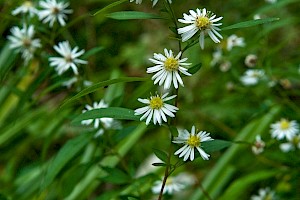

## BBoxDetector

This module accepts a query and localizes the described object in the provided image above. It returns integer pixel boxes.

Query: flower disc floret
[148,49,191,89]
[134,93,178,125]
[196,16,210,29]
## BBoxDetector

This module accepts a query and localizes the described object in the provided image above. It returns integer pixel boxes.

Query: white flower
[280,135,300,152]
[7,24,41,63]
[251,187,276,200]
[49,41,87,75]
[270,118,299,140]
[173,126,213,161]
[12,1,38,17]
[240,69,265,86]
[219,61,231,72]
[129,0,142,4]
[210,48,222,66]
[245,54,258,67]
[134,93,178,125]
[152,173,195,195]
[265,0,277,4]
[81,100,114,129]
[178,8,223,49]
[61,77,78,88]
[252,135,265,155]
[226,34,245,51]
[38,0,73,27]
[151,0,172,7]
[148,49,191,89]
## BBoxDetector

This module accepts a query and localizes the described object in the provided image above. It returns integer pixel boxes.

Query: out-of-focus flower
[210,48,222,66]
[252,135,265,155]
[270,118,299,140]
[265,0,277,4]
[240,69,265,86]
[245,54,258,67]
[7,24,41,63]
[148,48,191,89]
[12,1,38,17]
[61,77,78,88]
[134,93,178,125]
[219,61,231,72]
[49,41,87,75]
[129,0,142,4]
[178,8,223,49]
[251,187,276,200]
[173,126,213,161]
[152,172,195,195]
[227,34,245,51]
[280,135,300,152]
[38,0,73,27]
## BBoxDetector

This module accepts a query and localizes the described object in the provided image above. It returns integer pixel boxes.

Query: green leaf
[153,149,168,163]
[41,133,92,189]
[152,162,167,167]
[201,139,232,153]
[0,43,17,82]
[188,63,202,75]
[101,167,131,184]
[92,0,128,16]
[60,77,148,108]
[106,11,162,20]
[81,46,105,59]
[222,18,280,30]
[72,107,140,125]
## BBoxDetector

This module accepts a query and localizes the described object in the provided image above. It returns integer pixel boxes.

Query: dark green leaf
[222,18,280,30]
[153,149,168,163]
[152,162,167,167]
[92,0,128,16]
[101,167,131,184]
[188,63,202,75]
[106,11,162,20]
[82,46,105,59]
[201,139,232,153]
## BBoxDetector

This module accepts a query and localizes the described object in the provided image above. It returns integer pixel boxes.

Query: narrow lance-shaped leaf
[92,0,128,16]
[106,11,162,20]
[201,139,232,153]
[222,18,280,30]
[153,149,168,163]
[187,63,202,75]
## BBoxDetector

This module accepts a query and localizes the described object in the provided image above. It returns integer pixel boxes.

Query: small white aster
[148,48,191,90]
[61,77,78,88]
[134,93,178,125]
[251,135,265,155]
[12,1,38,17]
[245,54,258,67]
[49,41,87,75]
[251,187,276,200]
[240,69,265,86]
[129,0,142,4]
[81,100,114,129]
[7,24,41,63]
[280,135,300,152]
[173,126,213,161]
[210,48,222,66]
[270,118,299,140]
[38,0,73,27]
[178,8,223,49]
[226,34,245,51]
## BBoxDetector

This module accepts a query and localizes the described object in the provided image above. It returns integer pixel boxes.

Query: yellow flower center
[150,97,163,109]
[164,57,179,71]
[24,1,33,7]
[187,135,200,147]
[280,119,290,130]
[65,55,73,63]
[196,16,210,30]
[23,38,32,47]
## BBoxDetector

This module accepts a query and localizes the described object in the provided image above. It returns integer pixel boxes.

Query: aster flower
[61,77,78,88]
[178,8,223,49]
[148,49,191,89]
[49,41,87,75]
[226,34,245,51]
[12,1,38,17]
[245,54,258,67]
[129,0,142,4]
[251,187,276,200]
[173,126,213,161]
[280,135,300,152]
[270,118,299,140]
[210,48,222,66]
[151,172,195,195]
[7,24,41,63]
[81,100,114,129]
[240,69,265,86]
[38,0,73,27]
[252,135,265,155]
[134,93,178,125]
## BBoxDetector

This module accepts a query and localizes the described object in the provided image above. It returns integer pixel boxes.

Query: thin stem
[199,182,213,200]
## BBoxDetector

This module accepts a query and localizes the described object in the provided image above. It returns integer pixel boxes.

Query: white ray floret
[12,1,38,17]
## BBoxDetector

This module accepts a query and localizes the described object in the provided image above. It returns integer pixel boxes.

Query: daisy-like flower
[61,77,78,88]
[38,0,73,27]
[226,34,245,51]
[7,24,41,63]
[210,48,222,66]
[173,126,213,161]
[12,1,38,17]
[134,93,178,125]
[152,173,195,195]
[280,135,300,152]
[129,0,142,4]
[148,49,191,90]
[252,135,265,155]
[81,100,114,129]
[251,187,276,200]
[245,54,258,67]
[178,8,223,49]
[240,69,265,86]
[49,41,87,75]
[270,118,299,140]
